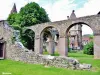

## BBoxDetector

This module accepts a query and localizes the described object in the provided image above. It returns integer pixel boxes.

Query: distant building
[68,10,82,50]
[82,34,93,45]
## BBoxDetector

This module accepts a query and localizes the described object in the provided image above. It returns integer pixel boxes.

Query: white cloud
[0,0,100,21]
[42,0,77,21]
[76,0,100,17]
[75,0,100,35]
[41,0,100,22]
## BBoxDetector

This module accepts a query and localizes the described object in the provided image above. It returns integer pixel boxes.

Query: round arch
[24,27,35,33]
[65,21,94,55]
[40,25,60,35]
[40,26,60,55]
[66,22,94,34]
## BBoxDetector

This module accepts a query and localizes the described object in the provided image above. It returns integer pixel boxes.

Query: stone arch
[40,26,60,55]
[57,21,94,56]
[40,26,54,34]
[26,15,100,59]
[66,22,94,33]
[65,21,94,56]
[25,27,35,33]
[39,25,60,35]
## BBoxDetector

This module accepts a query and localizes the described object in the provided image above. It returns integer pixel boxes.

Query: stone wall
[8,44,91,70]
[9,44,80,69]
[0,20,14,59]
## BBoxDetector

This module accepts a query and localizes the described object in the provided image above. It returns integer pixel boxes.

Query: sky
[0,0,100,35]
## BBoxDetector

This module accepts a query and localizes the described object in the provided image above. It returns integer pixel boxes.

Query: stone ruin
[8,45,92,70]
[0,20,94,70]
[0,11,100,69]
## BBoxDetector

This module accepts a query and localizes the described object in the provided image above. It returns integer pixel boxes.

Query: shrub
[83,41,94,55]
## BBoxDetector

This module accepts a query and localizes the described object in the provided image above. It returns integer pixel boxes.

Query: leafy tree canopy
[7,2,50,51]
[7,2,50,28]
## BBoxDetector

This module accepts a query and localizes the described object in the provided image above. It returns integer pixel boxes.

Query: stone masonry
[27,14,100,59]
[0,20,92,70]
[1,14,100,59]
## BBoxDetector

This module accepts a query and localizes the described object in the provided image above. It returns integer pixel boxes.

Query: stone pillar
[34,35,43,54]
[40,35,43,54]
[74,35,78,49]
[48,36,55,55]
[94,35,100,59]
[78,24,82,50]
[78,31,82,49]
[58,36,68,56]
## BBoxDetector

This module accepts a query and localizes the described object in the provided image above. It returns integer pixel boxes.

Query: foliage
[7,13,17,25]
[1,52,100,75]
[83,41,94,55]
[89,34,94,39]
[21,29,35,50]
[7,2,50,50]
[19,2,50,27]
[7,13,22,30]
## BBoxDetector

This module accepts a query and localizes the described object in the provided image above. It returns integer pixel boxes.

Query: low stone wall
[6,45,91,70]
[12,50,79,69]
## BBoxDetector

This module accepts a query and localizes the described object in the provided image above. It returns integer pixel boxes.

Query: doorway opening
[0,38,6,59]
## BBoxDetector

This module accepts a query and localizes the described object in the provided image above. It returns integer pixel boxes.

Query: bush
[83,41,94,55]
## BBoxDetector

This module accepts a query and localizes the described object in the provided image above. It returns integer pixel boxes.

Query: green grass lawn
[0,52,100,75]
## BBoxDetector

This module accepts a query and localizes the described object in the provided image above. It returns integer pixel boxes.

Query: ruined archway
[66,22,94,56]
[40,26,59,55]
[28,14,100,59]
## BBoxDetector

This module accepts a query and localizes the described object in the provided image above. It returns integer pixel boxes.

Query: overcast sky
[0,0,99,35]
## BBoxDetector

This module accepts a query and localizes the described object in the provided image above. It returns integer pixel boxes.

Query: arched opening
[21,29,35,51]
[40,26,59,56]
[66,22,94,56]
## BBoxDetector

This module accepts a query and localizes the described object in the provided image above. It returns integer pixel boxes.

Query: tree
[83,41,94,55]
[19,2,50,27]
[21,29,35,50]
[7,2,50,51]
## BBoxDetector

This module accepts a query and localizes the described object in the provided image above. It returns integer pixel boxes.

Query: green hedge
[83,41,94,55]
